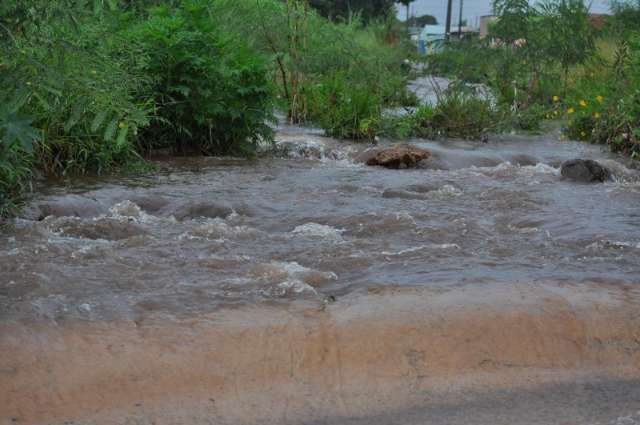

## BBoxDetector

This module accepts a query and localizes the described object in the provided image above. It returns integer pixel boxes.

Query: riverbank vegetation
[410,0,640,158]
[0,0,414,217]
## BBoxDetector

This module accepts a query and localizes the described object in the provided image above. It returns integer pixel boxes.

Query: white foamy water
[183,218,260,241]
[382,243,461,257]
[292,223,345,241]
[249,261,338,297]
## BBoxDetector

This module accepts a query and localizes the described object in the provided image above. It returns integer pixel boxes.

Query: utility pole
[458,0,464,38]
[445,0,453,41]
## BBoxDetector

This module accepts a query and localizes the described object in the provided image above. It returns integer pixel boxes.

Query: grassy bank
[0,0,414,218]
[399,0,640,158]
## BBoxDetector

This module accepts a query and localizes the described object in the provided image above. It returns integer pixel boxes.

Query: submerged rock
[126,195,170,213]
[364,145,431,169]
[49,217,149,241]
[23,195,107,220]
[168,201,234,221]
[560,159,611,183]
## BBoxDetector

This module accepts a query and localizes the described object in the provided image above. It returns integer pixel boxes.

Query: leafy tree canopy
[407,14,439,26]
[308,0,396,22]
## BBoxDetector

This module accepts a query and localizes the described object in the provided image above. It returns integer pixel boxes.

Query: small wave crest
[470,161,560,178]
[381,243,460,257]
[291,223,345,241]
[273,138,352,162]
[249,261,337,297]
[40,215,149,241]
[586,240,640,251]
[180,218,260,241]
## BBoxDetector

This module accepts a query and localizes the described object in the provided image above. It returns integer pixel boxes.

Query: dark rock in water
[510,154,539,167]
[127,195,170,213]
[53,218,149,241]
[168,201,234,220]
[561,159,611,183]
[382,184,439,200]
[22,195,108,220]
[365,145,431,169]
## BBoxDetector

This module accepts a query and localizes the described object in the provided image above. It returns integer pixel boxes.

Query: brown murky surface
[2,123,640,424]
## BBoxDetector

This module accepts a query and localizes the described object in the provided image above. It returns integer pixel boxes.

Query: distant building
[418,25,446,55]
[479,15,498,39]
[451,26,480,39]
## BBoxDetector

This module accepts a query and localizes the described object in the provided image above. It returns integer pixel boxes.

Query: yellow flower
[594,112,601,119]
[579,100,587,107]
[552,95,559,102]
[553,110,559,116]
[568,107,575,114]
[118,122,126,129]
[91,70,97,75]
[596,95,604,103]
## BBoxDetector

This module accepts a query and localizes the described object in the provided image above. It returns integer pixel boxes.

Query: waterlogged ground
[1,123,640,324]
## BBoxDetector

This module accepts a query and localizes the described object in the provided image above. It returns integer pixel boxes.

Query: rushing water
[1,122,639,324]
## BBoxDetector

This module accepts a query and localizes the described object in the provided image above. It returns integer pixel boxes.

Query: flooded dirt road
[2,123,640,424]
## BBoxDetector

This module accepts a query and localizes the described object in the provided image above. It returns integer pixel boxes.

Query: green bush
[129,0,274,155]
[307,73,381,140]
[427,40,497,85]
[565,34,640,157]
[414,84,500,139]
[0,109,37,218]
[1,3,151,176]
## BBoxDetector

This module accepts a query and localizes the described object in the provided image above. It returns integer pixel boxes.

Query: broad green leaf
[64,102,84,133]
[103,119,118,141]
[0,112,39,153]
[90,110,109,133]
[33,93,51,111]
[115,125,129,147]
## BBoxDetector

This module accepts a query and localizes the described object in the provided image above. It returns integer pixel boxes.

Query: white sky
[396,0,611,27]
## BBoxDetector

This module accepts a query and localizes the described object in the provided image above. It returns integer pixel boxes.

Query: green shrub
[1,4,151,176]
[511,104,547,132]
[414,84,500,139]
[307,73,381,140]
[564,34,640,158]
[0,109,37,218]
[129,0,274,155]
[378,113,415,139]
[427,40,497,85]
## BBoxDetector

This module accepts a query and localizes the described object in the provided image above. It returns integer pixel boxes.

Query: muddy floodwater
[2,122,640,424]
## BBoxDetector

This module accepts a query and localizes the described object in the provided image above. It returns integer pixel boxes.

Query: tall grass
[211,0,414,139]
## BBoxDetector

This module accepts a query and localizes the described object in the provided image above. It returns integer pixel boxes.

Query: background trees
[308,0,396,21]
